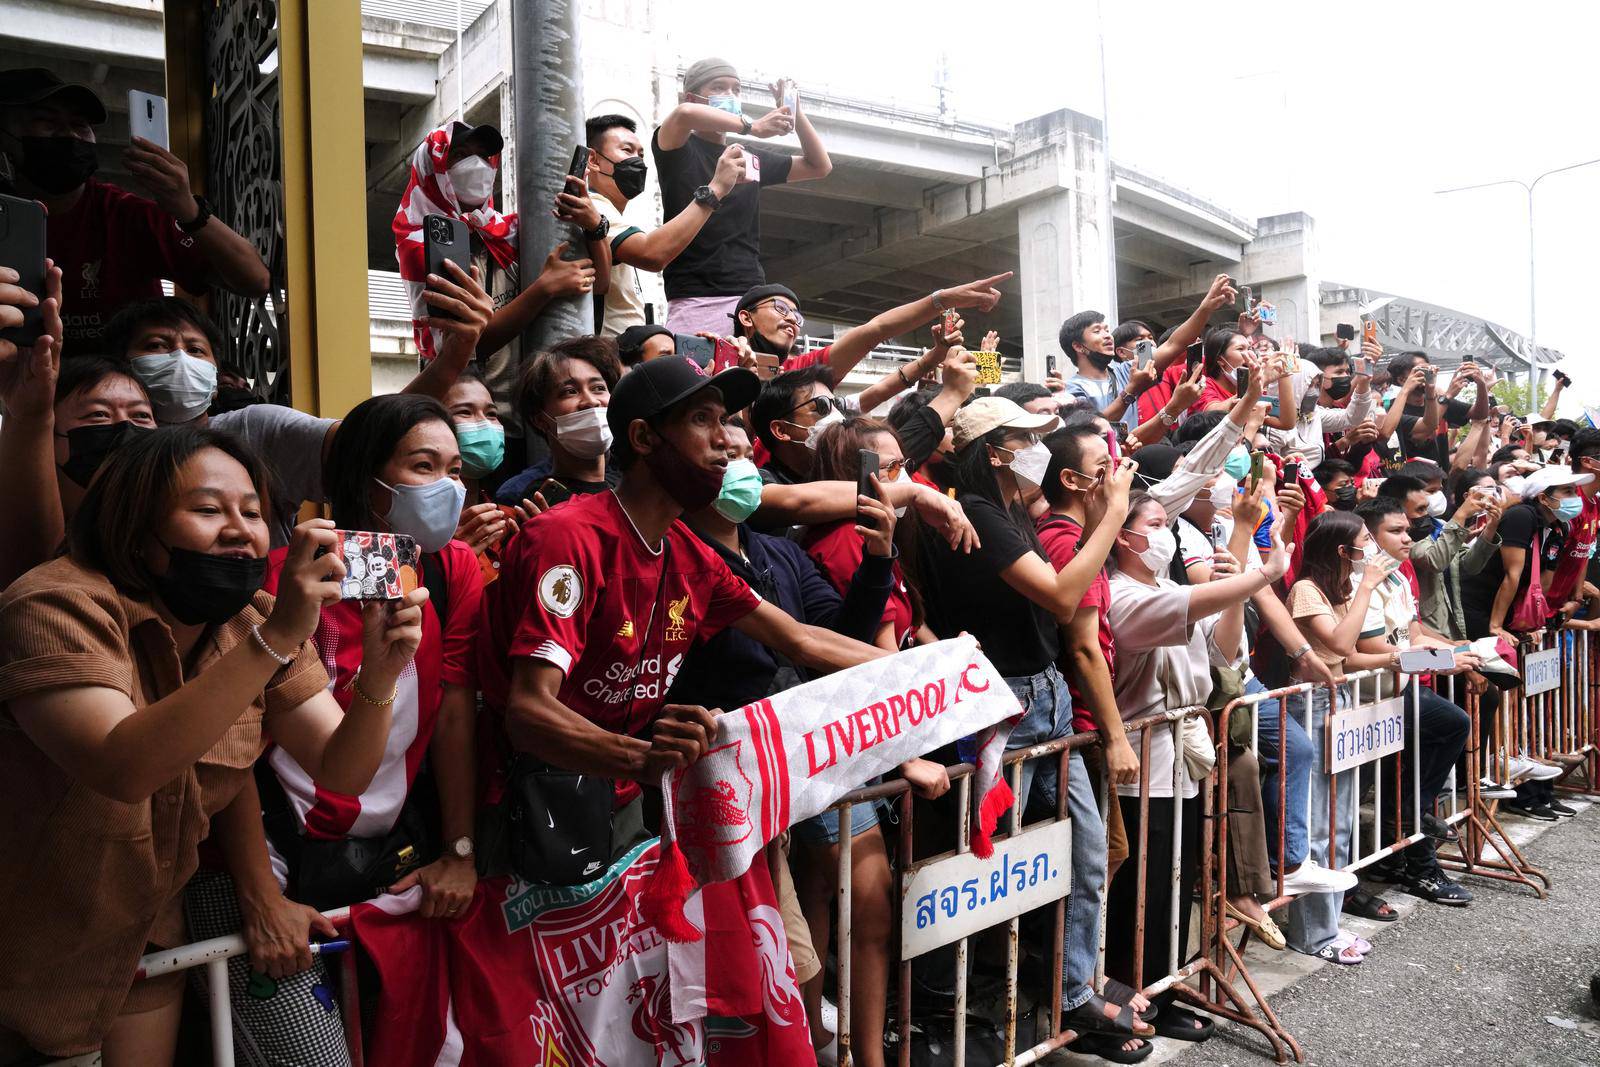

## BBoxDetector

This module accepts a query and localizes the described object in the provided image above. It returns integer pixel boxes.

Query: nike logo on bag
[546,810,555,829]
[569,846,588,855]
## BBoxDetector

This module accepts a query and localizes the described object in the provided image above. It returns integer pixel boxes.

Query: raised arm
[401,260,494,401]
[1001,459,1135,620]
[824,273,1011,386]
[778,82,833,182]
[1153,273,1236,373]
[0,260,63,587]
[614,146,743,272]
[731,599,889,673]
[125,136,270,297]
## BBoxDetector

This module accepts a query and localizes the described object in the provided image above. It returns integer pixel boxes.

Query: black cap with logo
[607,356,759,443]
[0,68,107,125]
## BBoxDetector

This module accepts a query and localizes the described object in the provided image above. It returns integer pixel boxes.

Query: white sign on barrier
[1524,648,1561,697]
[899,818,1071,960]
[1327,696,1407,774]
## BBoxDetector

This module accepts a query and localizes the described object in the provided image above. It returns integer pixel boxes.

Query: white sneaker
[1479,777,1517,799]
[1508,756,1563,781]
[1280,860,1359,896]
[814,998,839,1067]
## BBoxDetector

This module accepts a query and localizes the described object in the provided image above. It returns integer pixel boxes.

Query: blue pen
[310,939,351,956]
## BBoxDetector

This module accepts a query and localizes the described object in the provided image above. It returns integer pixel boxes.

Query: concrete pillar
[1013,109,1115,383]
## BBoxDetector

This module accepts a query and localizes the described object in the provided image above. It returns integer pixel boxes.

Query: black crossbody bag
[504,542,670,886]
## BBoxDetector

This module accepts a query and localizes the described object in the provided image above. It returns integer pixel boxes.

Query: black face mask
[11,135,98,195]
[59,421,150,488]
[643,433,725,513]
[749,328,792,358]
[1332,484,1358,510]
[607,155,649,200]
[1408,518,1434,542]
[1085,350,1115,370]
[1325,376,1352,400]
[151,545,267,626]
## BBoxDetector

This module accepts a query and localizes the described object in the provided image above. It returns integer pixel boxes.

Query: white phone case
[128,90,169,150]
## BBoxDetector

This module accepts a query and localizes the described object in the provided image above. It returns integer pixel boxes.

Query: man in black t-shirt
[1379,352,1484,469]
[1458,466,1591,641]
[651,58,832,337]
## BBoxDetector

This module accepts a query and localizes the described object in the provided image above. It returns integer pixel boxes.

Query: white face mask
[447,154,496,205]
[799,409,844,451]
[551,406,613,459]
[1427,490,1448,519]
[1208,479,1238,509]
[1006,441,1051,488]
[131,350,218,424]
[1349,540,1379,576]
[1133,525,1177,573]
[891,465,911,517]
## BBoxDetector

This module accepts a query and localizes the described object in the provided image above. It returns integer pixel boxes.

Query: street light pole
[1435,157,1600,349]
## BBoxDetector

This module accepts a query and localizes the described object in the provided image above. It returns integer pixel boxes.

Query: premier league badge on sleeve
[538,564,583,618]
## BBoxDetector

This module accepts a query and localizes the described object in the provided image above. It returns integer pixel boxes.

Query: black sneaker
[1420,813,1460,842]
[1501,800,1557,821]
[1546,799,1578,818]
[1365,859,1405,884]
[1403,868,1473,906]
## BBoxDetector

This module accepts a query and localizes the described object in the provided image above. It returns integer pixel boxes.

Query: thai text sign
[899,818,1071,959]
[1327,696,1406,774]
[1524,648,1560,697]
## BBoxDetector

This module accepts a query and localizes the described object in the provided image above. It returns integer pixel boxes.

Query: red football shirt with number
[1547,492,1598,609]
[480,491,762,803]
[49,179,213,350]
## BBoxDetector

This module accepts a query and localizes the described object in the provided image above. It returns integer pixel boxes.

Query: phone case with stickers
[331,530,420,600]
[974,349,1002,386]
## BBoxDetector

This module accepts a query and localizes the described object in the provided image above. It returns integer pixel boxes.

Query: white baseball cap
[952,396,1060,451]
[1518,466,1594,500]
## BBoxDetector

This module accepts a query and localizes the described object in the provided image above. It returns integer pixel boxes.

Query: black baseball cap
[451,120,504,158]
[607,356,760,442]
[618,324,674,364]
[733,283,800,321]
[0,68,107,125]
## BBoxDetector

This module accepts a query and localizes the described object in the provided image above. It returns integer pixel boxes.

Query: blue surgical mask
[706,94,743,117]
[1553,496,1583,522]
[131,350,218,424]
[376,476,467,553]
[455,419,505,479]
[713,458,765,522]
[1223,446,1252,482]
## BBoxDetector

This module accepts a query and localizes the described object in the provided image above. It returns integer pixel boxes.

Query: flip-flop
[1311,941,1363,966]
[1153,1004,1215,1042]
[1064,994,1157,1040]
[1333,932,1373,956]
[1068,1031,1154,1063]
[1342,889,1399,922]
[1101,977,1159,1024]
[1225,898,1287,950]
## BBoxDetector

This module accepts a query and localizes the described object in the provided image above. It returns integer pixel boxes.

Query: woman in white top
[1102,492,1289,1042]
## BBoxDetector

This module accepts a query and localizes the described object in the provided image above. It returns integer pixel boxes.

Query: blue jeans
[1284,685,1358,955]
[1005,665,1105,1011]
[1245,675,1313,870]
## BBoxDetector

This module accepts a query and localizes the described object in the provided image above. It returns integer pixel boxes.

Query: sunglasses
[784,394,842,420]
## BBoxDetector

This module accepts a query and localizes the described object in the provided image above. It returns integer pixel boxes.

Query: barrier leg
[206,958,234,1067]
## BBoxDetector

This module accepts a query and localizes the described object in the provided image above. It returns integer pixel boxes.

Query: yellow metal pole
[278,0,370,418]
[160,1,206,195]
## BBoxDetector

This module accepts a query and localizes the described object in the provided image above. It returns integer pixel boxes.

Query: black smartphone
[1235,366,1250,396]
[1554,370,1572,387]
[535,477,572,507]
[423,214,470,320]
[1185,341,1203,374]
[857,448,879,529]
[674,333,714,368]
[1281,460,1300,484]
[567,145,590,180]
[1461,353,1476,365]
[0,193,47,348]
[1335,323,1356,342]
[1046,353,1057,377]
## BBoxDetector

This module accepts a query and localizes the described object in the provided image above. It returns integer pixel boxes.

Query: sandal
[1068,1031,1154,1063]
[1310,941,1363,965]
[1153,1004,1214,1042]
[1065,994,1157,1040]
[1332,932,1373,956]
[1342,889,1399,922]
[1101,977,1159,1024]
[1225,898,1287,950]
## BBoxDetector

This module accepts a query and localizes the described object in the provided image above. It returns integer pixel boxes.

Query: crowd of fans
[0,57,1593,1067]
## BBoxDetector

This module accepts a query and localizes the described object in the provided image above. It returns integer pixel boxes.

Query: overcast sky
[672,0,1600,411]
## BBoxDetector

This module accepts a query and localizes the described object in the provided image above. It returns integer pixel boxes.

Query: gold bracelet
[352,669,397,708]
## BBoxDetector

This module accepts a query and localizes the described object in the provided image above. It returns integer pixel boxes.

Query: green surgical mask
[1223,446,1252,481]
[713,458,765,522]
[456,419,505,479]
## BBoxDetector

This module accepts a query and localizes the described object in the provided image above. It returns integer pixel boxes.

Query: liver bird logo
[664,592,690,641]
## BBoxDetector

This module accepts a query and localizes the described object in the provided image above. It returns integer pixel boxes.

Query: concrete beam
[0,0,163,64]
[1113,199,1245,265]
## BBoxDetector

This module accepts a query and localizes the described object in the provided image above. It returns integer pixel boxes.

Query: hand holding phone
[0,194,48,348]
[675,333,715,368]
[1046,353,1058,378]
[329,531,420,600]
[1134,339,1155,368]
[741,152,762,183]
[128,90,169,150]
[1362,319,1378,347]
[856,447,879,522]
[1352,355,1369,378]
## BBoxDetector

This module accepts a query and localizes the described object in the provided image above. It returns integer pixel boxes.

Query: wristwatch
[692,185,723,211]
[1158,409,1178,428]
[176,194,213,234]
[738,115,753,135]
[582,216,610,242]
[449,835,475,861]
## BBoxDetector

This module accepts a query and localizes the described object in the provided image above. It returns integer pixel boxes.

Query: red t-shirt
[1137,362,1188,424]
[480,491,761,801]
[802,519,915,646]
[1036,513,1114,733]
[1191,374,1234,417]
[49,179,212,350]
[1548,491,1599,608]
[261,540,483,842]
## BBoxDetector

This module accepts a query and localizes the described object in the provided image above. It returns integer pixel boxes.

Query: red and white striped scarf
[392,123,519,361]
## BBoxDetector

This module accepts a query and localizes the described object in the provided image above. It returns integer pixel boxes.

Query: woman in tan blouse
[0,425,428,1065]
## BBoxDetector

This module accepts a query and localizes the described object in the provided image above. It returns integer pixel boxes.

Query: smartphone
[329,530,419,600]
[675,333,715,368]
[1185,341,1203,374]
[857,449,879,526]
[1398,647,1455,673]
[1248,450,1265,488]
[941,307,959,337]
[1554,370,1572,387]
[1362,319,1378,346]
[1257,303,1277,325]
[0,194,47,348]
[423,214,470,321]
[1046,353,1058,378]
[1105,429,1121,464]
[974,349,1002,386]
[1281,460,1301,484]
[741,152,762,183]
[567,145,590,180]
[782,79,798,115]
[1353,355,1369,377]
[1461,353,1476,365]
[1235,366,1250,396]
[128,89,169,149]
[1134,338,1155,368]
[1335,323,1356,342]
[535,477,573,508]
[753,352,781,381]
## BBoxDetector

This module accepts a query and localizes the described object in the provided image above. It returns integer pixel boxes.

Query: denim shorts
[791,795,883,846]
